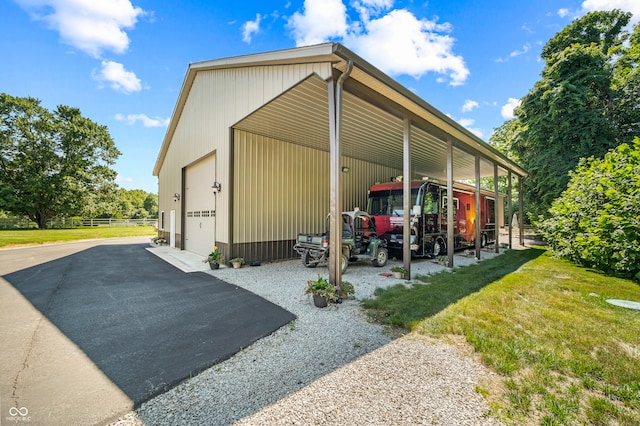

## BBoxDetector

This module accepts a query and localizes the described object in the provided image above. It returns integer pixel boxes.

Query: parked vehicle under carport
[293,210,388,273]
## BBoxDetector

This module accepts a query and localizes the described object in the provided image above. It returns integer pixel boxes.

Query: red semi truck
[366,179,500,258]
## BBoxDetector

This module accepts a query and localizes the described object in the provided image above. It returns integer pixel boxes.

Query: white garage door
[185,155,216,256]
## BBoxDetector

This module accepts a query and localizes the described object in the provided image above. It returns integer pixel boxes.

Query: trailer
[366,179,500,258]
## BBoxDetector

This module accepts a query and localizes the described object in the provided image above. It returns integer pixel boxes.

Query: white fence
[0,217,158,229]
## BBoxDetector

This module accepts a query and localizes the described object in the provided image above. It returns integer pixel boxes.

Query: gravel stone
[109,248,507,426]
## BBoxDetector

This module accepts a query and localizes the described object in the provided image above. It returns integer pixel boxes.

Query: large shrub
[538,138,640,281]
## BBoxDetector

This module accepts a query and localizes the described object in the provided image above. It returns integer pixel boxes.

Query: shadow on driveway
[3,242,296,407]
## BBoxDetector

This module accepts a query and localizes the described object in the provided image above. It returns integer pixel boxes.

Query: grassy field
[0,226,157,248]
[363,249,640,425]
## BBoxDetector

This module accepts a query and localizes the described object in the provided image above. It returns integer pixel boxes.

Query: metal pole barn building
[153,43,527,285]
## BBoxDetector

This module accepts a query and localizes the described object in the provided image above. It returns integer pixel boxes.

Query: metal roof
[154,42,526,179]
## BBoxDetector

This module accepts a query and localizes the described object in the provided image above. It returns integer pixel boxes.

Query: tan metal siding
[233,130,401,244]
[156,63,333,246]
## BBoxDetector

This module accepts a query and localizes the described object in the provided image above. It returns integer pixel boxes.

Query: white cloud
[501,97,522,119]
[288,0,349,46]
[115,174,134,183]
[496,43,531,62]
[115,113,169,127]
[581,0,640,24]
[16,0,146,58]
[352,0,393,22]
[287,0,469,85]
[559,1,640,25]
[468,128,484,138]
[511,44,531,58]
[462,99,479,112]
[347,10,469,85]
[242,13,262,43]
[457,118,483,138]
[93,60,142,94]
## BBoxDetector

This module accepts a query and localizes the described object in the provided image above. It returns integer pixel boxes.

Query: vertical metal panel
[339,157,400,210]
[232,130,400,251]
[234,131,331,244]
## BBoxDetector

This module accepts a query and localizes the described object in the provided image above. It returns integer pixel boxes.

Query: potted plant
[204,245,223,269]
[304,275,338,308]
[151,236,167,246]
[230,257,245,269]
[390,265,407,279]
[339,281,355,300]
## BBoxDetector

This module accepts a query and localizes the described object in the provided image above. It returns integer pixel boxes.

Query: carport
[232,43,527,285]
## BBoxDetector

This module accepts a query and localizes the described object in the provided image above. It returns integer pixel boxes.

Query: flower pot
[209,262,219,270]
[313,294,328,308]
[232,262,242,269]
[393,271,403,279]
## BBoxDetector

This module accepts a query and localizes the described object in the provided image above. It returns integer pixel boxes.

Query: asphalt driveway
[0,237,295,425]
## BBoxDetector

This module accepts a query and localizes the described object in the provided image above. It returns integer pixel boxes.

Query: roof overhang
[154,42,526,179]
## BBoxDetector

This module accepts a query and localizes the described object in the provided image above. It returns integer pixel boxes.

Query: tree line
[0,188,158,223]
[99,188,158,219]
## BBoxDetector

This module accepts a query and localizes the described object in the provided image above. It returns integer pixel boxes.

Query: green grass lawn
[363,249,640,425]
[0,226,157,248]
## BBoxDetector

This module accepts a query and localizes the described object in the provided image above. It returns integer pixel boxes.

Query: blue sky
[2,0,638,193]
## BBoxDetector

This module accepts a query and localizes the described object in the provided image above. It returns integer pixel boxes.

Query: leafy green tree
[493,10,639,219]
[612,23,640,142]
[0,93,120,228]
[95,188,157,219]
[488,118,522,163]
[143,193,158,217]
[515,42,618,218]
[541,9,630,59]
[125,189,152,218]
[538,139,640,281]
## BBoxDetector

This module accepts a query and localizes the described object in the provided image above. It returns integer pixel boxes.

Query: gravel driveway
[110,248,505,425]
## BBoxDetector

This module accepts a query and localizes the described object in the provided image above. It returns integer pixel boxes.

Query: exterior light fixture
[212,181,222,192]
[341,166,350,173]
[173,193,180,202]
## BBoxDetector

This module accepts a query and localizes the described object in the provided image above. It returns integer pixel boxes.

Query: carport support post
[475,156,481,260]
[508,170,513,249]
[519,177,525,246]
[328,78,342,288]
[494,163,500,254]
[327,61,353,288]
[402,118,412,278]
[446,139,454,268]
